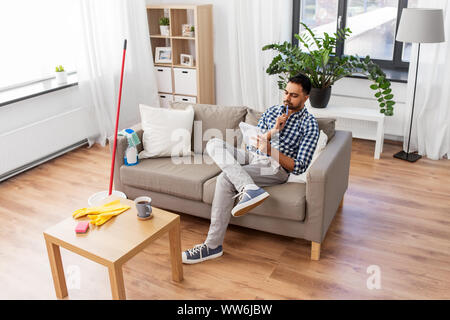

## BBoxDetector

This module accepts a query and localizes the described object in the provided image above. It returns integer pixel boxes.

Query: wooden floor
[0,139,449,300]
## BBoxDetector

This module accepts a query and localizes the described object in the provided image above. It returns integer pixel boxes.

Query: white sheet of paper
[238,122,281,171]
[239,122,263,150]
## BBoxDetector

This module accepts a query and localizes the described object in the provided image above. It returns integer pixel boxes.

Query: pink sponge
[75,221,90,234]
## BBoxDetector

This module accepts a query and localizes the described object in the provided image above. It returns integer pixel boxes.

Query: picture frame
[155,47,172,64]
[180,54,194,67]
[181,24,193,37]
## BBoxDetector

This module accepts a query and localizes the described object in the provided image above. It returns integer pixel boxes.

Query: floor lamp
[394,8,445,162]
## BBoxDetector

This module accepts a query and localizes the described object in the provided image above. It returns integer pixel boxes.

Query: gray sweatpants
[204,138,289,248]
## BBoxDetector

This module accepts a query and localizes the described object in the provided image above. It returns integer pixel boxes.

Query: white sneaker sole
[182,250,223,264]
[231,192,269,217]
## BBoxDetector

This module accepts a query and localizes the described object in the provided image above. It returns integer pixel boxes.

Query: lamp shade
[396,8,445,43]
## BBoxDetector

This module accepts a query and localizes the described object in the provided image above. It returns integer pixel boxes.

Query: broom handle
[109,39,127,196]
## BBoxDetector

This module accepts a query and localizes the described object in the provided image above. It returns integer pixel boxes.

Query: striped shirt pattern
[257,105,319,175]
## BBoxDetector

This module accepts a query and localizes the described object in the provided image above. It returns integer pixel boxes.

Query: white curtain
[77,0,159,146]
[404,0,450,160]
[227,0,292,111]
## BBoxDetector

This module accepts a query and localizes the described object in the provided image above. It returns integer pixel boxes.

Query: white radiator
[0,106,93,179]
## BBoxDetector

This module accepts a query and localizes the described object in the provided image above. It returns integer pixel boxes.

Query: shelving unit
[146,4,214,107]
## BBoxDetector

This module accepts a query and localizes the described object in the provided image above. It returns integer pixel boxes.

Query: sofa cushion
[171,102,247,154]
[316,117,335,140]
[244,108,263,126]
[203,177,306,221]
[245,107,336,141]
[120,155,221,201]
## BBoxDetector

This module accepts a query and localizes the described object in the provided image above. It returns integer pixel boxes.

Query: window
[300,0,339,37]
[292,0,418,70]
[344,0,398,61]
[0,0,80,90]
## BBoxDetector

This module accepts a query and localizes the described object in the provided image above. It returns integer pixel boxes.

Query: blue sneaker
[231,184,269,217]
[182,243,223,264]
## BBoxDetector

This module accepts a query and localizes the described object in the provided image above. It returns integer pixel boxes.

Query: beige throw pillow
[170,102,247,153]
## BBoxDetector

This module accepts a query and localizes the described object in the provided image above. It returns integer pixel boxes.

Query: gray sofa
[110,102,352,260]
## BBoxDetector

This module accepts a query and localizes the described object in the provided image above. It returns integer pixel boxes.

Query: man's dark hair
[288,73,312,95]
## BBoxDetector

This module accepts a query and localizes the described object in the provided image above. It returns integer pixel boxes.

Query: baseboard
[384,134,403,142]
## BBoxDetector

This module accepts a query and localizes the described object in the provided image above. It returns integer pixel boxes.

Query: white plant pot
[55,71,67,85]
[160,25,170,36]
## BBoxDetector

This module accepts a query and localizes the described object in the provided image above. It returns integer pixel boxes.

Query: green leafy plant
[262,23,395,115]
[159,17,170,26]
[190,26,195,32]
[55,65,65,72]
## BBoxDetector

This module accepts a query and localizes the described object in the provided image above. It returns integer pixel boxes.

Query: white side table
[307,105,385,159]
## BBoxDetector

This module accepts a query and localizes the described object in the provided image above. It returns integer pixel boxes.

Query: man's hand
[263,113,288,142]
[251,134,295,173]
[254,135,271,155]
[273,113,288,132]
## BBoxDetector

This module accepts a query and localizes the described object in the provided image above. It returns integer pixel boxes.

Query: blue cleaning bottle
[124,129,138,166]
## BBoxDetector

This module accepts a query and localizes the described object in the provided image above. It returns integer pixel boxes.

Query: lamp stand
[394,43,422,162]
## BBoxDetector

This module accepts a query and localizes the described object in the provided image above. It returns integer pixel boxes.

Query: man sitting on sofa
[182,73,320,264]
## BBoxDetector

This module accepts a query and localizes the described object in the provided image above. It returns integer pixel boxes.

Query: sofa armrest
[304,130,352,243]
[107,123,143,192]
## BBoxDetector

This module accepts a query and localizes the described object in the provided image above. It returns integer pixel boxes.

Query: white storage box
[174,95,197,103]
[155,67,172,93]
[174,68,197,96]
[159,94,173,108]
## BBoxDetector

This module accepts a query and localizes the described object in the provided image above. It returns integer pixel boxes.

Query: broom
[88,39,128,206]
[109,39,128,195]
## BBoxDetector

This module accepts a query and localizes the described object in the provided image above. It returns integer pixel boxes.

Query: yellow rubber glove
[72,200,122,218]
[72,200,124,219]
[85,205,131,226]
[72,200,131,226]
[72,201,113,218]
[87,207,128,219]
[89,215,111,226]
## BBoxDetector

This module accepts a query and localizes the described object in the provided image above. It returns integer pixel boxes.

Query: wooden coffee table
[43,195,183,300]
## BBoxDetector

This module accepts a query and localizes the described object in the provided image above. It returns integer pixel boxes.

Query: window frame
[292,0,410,71]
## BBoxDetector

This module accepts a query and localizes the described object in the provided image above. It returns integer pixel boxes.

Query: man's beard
[283,101,304,111]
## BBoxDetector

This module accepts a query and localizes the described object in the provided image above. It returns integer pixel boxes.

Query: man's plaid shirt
[257,105,319,175]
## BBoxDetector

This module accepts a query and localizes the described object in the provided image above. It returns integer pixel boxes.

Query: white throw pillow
[138,104,194,159]
[287,130,328,183]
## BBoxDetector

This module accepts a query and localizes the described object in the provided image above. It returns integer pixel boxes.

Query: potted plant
[189,26,195,37]
[55,65,67,85]
[262,23,395,115]
[159,16,170,36]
